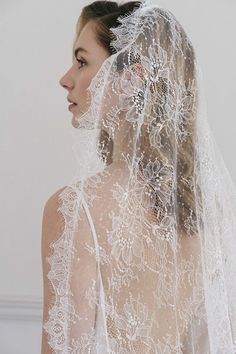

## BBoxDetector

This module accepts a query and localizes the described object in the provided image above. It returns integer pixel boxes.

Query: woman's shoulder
[41,186,68,246]
[44,185,67,211]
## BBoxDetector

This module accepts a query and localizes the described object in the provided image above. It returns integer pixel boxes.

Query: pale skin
[59,20,111,128]
[59,19,144,158]
[41,19,136,353]
[41,187,67,354]
[41,19,178,353]
[41,20,111,353]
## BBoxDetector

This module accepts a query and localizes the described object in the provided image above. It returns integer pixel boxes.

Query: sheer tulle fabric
[42,1,236,352]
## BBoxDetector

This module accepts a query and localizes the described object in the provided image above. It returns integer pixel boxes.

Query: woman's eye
[76,58,86,69]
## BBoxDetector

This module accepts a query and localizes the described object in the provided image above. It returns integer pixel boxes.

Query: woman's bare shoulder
[44,186,67,211]
[41,186,68,246]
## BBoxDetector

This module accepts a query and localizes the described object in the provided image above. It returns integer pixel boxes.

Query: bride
[41,1,236,353]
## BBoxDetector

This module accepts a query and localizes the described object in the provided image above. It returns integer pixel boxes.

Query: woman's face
[59,20,110,127]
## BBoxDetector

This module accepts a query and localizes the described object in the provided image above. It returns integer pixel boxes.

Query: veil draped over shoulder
[42,1,236,352]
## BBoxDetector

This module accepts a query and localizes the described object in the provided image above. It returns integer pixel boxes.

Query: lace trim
[43,184,83,352]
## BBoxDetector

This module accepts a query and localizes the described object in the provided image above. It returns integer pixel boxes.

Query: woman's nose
[59,69,74,90]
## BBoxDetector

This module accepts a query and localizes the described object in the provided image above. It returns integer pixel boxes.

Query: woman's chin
[71,109,92,129]
[71,113,81,128]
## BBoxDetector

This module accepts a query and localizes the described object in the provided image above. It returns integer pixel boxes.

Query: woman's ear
[122,63,145,81]
[130,63,145,81]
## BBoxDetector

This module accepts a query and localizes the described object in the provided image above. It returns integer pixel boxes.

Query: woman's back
[42,167,209,353]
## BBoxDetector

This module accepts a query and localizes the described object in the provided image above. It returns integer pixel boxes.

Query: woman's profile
[41,1,236,353]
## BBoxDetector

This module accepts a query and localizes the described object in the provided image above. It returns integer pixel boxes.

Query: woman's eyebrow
[74,47,89,58]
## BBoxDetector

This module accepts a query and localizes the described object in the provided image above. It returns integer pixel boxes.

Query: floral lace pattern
[42,0,236,352]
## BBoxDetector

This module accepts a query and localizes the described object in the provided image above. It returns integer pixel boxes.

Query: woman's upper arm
[40,185,98,352]
[40,186,66,354]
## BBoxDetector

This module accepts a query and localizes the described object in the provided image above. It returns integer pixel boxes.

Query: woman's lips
[68,103,77,111]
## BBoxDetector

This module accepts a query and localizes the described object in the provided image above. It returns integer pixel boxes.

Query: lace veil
[42,1,236,352]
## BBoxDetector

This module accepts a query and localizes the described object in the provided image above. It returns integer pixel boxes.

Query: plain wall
[0,0,235,352]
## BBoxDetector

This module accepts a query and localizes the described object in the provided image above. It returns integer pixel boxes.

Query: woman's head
[59,1,142,128]
[60,0,199,236]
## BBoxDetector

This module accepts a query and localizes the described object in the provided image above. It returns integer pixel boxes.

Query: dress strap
[80,196,111,352]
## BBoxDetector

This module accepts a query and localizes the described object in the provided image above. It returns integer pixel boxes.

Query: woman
[41,0,236,353]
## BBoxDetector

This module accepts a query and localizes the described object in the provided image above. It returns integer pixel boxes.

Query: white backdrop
[0,0,235,353]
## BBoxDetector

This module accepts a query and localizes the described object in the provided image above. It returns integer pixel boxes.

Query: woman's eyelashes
[76,58,86,69]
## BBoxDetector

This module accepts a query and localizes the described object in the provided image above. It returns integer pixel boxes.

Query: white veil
[42,1,236,352]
